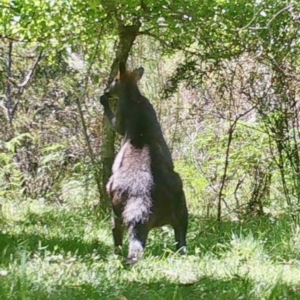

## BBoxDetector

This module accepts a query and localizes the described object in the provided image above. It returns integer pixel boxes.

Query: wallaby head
[104,62,144,99]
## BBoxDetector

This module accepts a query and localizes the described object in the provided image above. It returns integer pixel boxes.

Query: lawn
[1,198,300,300]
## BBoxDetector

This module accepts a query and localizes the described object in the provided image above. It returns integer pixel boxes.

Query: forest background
[1,0,300,299]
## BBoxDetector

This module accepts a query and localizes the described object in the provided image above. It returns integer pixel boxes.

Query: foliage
[1,0,299,217]
[177,120,277,218]
[1,3,300,298]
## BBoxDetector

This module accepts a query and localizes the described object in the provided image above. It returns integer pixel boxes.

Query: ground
[1,198,300,300]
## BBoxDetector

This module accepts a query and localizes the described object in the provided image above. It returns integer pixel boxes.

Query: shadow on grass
[146,212,294,259]
[0,232,111,263]
[0,208,112,264]
[0,205,295,264]
[186,213,294,258]
[0,273,299,300]
[0,208,299,299]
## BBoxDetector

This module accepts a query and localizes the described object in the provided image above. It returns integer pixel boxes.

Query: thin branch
[267,4,294,27]
[249,4,294,30]
[217,121,236,222]
[6,42,13,125]
[69,22,106,212]
[75,98,96,166]
[140,0,149,13]
[138,30,170,47]
[138,30,197,56]
[0,104,9,121]
[8,50,43,89]
[236,8,260,32]
[217,105,257,221]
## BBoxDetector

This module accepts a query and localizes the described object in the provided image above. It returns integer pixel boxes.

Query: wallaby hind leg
[112,216,124,255]
[126,223,149,265]
[174,203,188,254]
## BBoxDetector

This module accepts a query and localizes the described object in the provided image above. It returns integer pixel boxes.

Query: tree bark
[100,22,141,213]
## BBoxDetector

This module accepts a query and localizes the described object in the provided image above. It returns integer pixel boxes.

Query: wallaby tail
[122,194,152,226]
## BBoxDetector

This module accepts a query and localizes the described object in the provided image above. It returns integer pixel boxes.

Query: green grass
[1,199,300,299]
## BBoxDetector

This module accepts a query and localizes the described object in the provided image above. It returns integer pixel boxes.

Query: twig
[6,42,13,125]
[237,8,260,32]
[217,106,256,221]
[6,49,43,121]
[267,4,294,27]
[68,24,106,211]
[138,30,197,56]
[75,98,96,165]
[249,4,294,30]
[7,50,43,89]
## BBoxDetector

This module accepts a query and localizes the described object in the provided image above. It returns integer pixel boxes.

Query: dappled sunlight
[0,0,300,298]
[1,200,300,299]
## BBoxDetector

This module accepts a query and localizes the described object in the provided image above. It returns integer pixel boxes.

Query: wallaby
[100,62,188,265]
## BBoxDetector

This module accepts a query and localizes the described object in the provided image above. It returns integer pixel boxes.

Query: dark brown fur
[100,62,188,264]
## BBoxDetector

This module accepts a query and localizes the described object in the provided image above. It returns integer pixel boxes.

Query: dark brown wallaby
[100,62,188,265]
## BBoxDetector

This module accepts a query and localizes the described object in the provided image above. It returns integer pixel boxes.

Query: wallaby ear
[133,67,144,81]
[119,62,126,75]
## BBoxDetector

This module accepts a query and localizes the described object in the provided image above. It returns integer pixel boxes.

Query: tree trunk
[100,22,141,213]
